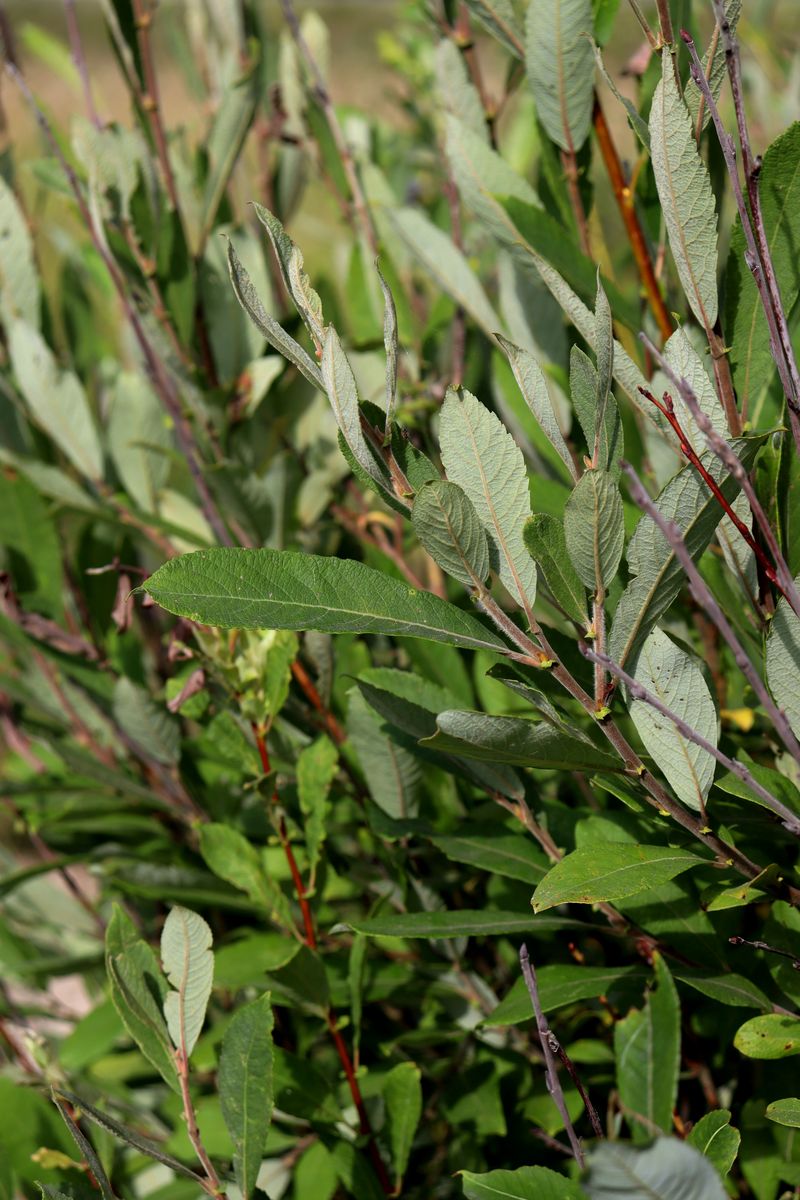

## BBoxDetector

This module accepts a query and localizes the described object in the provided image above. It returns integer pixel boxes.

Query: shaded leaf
[615,954,680,1140]
[343,910,577,939]
[0,176,39,326]
[423,710,620,771]
[348,688,421,819]
[583,1139,727,1200]
[487,963,646,1026]
[298,735,339,889]
[464,0,524,57]
[495,334,577,482]
[219,993,274,1200]
[112,677,180,766]
[431,827,548,885]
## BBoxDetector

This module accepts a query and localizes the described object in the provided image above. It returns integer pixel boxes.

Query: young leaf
[440,388,537,616]
[423,710,620,771]
[582,1139,727,1200]
[532,844,706,911]
[525,0,595,152]
[105,906,179,1093]
[8,321,103,481]
[143,548,508,653]
[628,628,718,812]
[687,1109,741,1178]
[649,48,719,329]
[377,260,399,439]
[411,479,491,589]
[298,735,339,889]
[219,993,274,1200]
[734,1014,800,1059]
[226,240,324,391]
[765,576,800,738]
[495,334,578,482]
[608,435,767,669]
[766,1099,800,1129]
[523,514,589,626]
[383,1062,422,1192]
[563,469,624,590]
[464,0,524,58]
[0,176,40,326]
[322,326,386,486]
[253,203,324,344]
[388,206,501,337]
[461,1165,586,1199]
[570,347,623,478]
[614,954,680,1140]
[161,906,214,1058]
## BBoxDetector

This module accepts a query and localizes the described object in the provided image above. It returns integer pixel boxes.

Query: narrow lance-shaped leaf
[412,480,490,590]
[440,388,537,617]
[461,1165,585,1199]
[592,41,650,148]
[51,1096,115,1200]
[684,1,742,133]
[495,334,578,482]
[628,628,718,812]
[143,548,508,653]
[298,735,339,889]
[226,239,324,391]
[570,346,623,477]
[219,993,274,1200]
[0,176,40,326]
[564,469,624,590]
[593,275,614,466]
[765,573,800,739]
[383,1063,423,1193]
[608,435,767,669]
[377,260,399,441]
[436,39,488,140]
[161,906,214,1058]
[525,0,595,152]
[422,710,620,771]
[253,203,324,343]
[614,953,680,1140]
[532,843,706,912]
[523,514,588,626]
[650,48,718,328]
[464,0,524,58]
[321,326,386,487]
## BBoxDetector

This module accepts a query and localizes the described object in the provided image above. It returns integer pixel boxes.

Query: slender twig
[561,147,591,257]
[252,726,392,1194]
[131,0,180,213]
[176,1051,226,1198]
[729,935,800,968]
[682,27,800,453]
[6,62,232,547]
[279,0,379,256]
[592,98,672,343]
[641,333,800,619]
[444,176,467,388]
[64,0,102,129]
[625,0,659,49]
[452,4,496,144]
[519,945,585,1167]
[621,462,800,780]
[581,643,800,836]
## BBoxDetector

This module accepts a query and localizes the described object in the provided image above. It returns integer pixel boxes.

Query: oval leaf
[734,1014,800,1060]
[583,1139,727,1200]
[533,843,706,912]
[412,479,491,589]
[161,905,214,1058]
[564,469,624,590]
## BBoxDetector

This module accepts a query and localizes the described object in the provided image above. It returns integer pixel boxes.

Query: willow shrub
[2,1,800,1197]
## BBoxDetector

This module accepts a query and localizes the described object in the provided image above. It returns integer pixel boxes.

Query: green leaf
[0,176,39,326]
[52,1089,205,1184]
[436,40,489,140]
[564,469,624,590]
[388,205,501,337]
[226,239,324,391]
[383,1062,422,1191]
[525,0,595,152]
[431,827,548,885]
[423,710,620,771]
[445,115,541,250]
[218,993,274,1200]
[734,1014,800,1059]
[765,575,800,738]
[143,548,507,652]
[348,688,422,819]
[298,735,338,889]
[495,335,577,482]
[199,824,281,917]
[440,388,537,615]
[51,1094,115,1200]
[322,325,385,487]
[105,906,179,1093]
[608,435,767,669]
[112,677,180,766]
[108,371,171,513]
[487,963,646,1026]
[253,204,324,344]
[674,970,771,1010]
[8,320,103,480]
[523,514,588,626]
[461,1164,585,1199]
[725,123,800,423]
[161,906,214,1057]
[570,347,623,479]
[628,628,718,812]
[464,0,524,57]
[684,2,742,133]
[615,954,680,1139]
[533,843,706,912]
[0,471,63,617]
[344,910,574,939]
[583,1139,727,1200]
[591,41,649,147]
[412,480,491,589]
[687,1109,741,1177]
[377,260,399,437]
[199,56,258,250]
[649,48,719,328]
[766,1099,800,1129]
